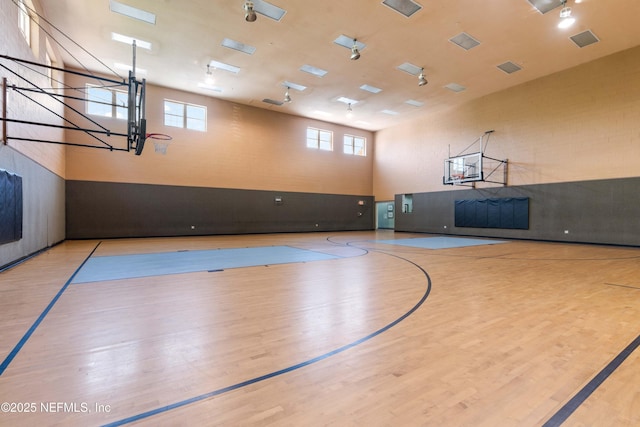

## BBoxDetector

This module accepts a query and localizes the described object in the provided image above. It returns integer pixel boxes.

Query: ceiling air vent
[526,0,563,14]
[382,0,422,18]
[570,30,599,48]
[497,61,522,74]
[449,33,481,51]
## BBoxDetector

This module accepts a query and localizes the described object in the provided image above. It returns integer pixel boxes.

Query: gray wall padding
[395,177,640,246]
[0,146,65,269]
[66,181,374,239]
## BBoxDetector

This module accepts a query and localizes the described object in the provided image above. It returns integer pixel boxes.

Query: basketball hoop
[146,133,172,155]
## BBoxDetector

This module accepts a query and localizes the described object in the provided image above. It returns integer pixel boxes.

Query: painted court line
[543,333,640,426]
[0,242,101,376]
[101,247,432,427]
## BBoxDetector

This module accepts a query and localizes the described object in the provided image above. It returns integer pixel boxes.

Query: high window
[164,100,207,131]
[344,134,366,156]
[86,84,128,119]
[306,127,333,151]
[17,0,31,46]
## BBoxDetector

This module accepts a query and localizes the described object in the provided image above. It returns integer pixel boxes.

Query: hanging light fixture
[244,0,257,22]
[284,86,292,103]
[418,68,428,86]
[205,64,215,85]
[350,39,361,61]
[346,103,354,118]
[558,0,575,28]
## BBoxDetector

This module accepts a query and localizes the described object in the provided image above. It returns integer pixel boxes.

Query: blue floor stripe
[542,333,640,426]
[101,248,432,427]
[0,242,101,376]
[73,246,339,284]
[375,236,507,249]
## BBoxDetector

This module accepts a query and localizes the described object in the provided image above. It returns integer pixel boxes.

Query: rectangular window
[86,84,128,119]
[18,0,31,46]
[344,134,366,156]
[306,127,333,151]
[164,100,206,131]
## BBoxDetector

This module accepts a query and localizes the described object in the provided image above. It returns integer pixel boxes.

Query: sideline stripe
[0,242,101,376]
[102,246,431,427]
[543,333,640,426]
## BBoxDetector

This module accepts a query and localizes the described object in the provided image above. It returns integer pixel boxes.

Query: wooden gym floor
[0,230,639,426]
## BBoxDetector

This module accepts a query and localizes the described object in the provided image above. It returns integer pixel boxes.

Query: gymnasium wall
[374,46,640,246]
[0,0,66,268]
[63,74,375,237]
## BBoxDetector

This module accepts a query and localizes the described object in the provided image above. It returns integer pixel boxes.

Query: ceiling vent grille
[382,0,422,18]
[497,61,522,74]
[449,33,481,50]
[570,30,599,48]
[526,0,563,14]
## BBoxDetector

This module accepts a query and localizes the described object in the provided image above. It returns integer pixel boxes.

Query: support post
[2,77,7,144]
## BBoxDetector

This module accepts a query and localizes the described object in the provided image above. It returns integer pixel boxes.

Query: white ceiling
[38,0,640,131]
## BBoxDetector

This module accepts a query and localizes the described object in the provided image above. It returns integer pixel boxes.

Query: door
[376,201,395,229]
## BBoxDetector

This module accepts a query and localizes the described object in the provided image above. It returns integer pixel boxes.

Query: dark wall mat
[395,177,640,246]
[0,170,23,244]
[66,181,374,239]
[455,197,528,230]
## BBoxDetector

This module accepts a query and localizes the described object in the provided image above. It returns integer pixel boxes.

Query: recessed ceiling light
[444,83,466,92]
[221,38,256,55]
[360,84,382,94]
[114,62,147,75]
[209,60,241,74]
[381,109,400,115]
[263,98,284,106]
[253,0,287,21]
[300,64,328,77]
[337,96,359,105]
[111,32,152,50]
[405,99,424,107]
[397,62,423,76]
[109,0,156,24]
[197,83,223,93]
[334,35,366,51]
[283,81,307,91]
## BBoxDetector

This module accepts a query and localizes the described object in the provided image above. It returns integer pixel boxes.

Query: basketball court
[1,231,639,426]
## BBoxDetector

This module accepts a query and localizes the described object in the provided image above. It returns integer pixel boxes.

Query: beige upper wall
[373,45,640,201]
[1,0,66,178]
[64,75,374,196]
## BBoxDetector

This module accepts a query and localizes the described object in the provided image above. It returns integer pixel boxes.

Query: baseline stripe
[543,333,640,426]
[0,242,101,376]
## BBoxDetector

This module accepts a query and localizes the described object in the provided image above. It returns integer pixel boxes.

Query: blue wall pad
[375,236,507,249]
[72,246,339,284]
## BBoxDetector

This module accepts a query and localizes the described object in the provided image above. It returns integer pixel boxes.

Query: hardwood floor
[0,231,639,426]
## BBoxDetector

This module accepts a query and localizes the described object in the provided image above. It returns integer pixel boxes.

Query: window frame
[306,127,333,151]
[163,99,207,132]
[85,84,129,119]
[343,134,367,156]
[18,0,31,47]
